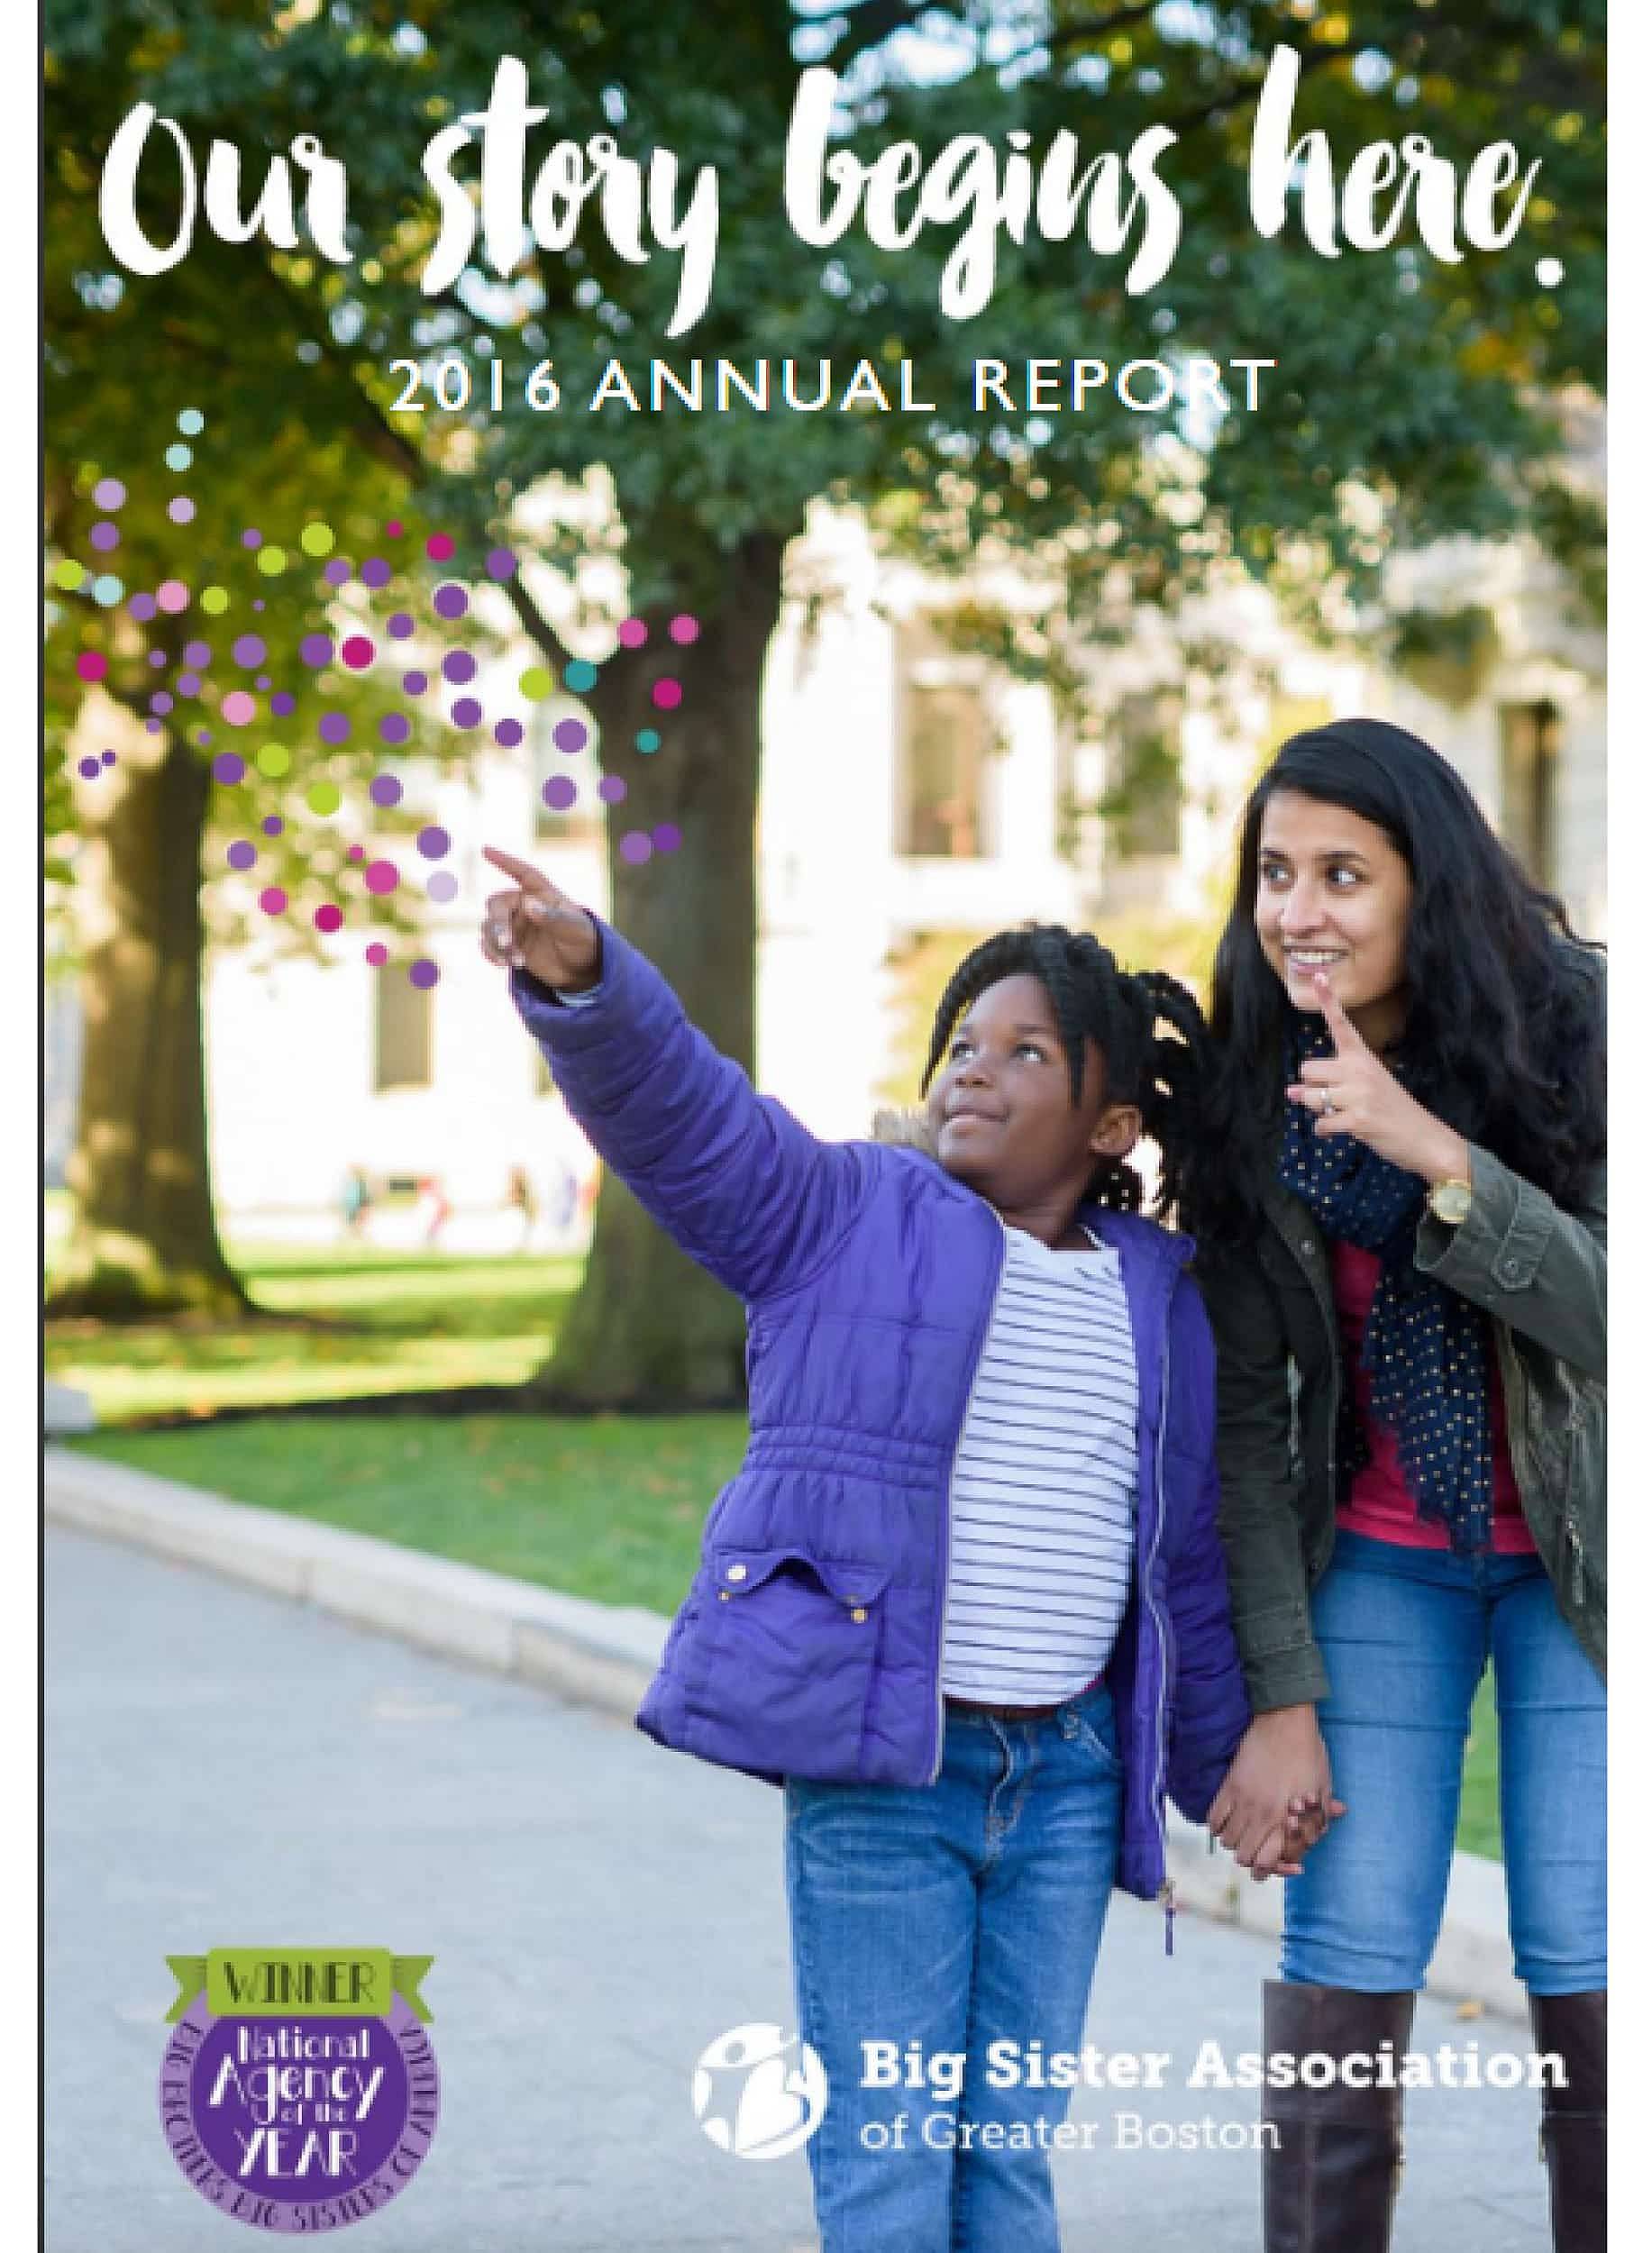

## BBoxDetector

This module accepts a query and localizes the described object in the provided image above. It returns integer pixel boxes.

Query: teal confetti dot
[92,575,124,606]
[165,443,193,472]
[178,408,205,434]
[636,729,661,753]
[564,659,598,692]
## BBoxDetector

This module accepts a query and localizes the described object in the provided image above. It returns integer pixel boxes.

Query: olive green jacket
[1195,1142,1606,1711]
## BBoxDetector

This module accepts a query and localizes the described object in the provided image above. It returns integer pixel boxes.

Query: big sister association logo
[159,1948,438,2231]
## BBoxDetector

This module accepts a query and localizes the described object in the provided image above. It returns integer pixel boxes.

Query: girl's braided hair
[918,925,1210,1218]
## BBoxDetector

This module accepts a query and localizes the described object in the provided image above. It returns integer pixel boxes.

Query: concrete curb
[45,1444,1524,2020]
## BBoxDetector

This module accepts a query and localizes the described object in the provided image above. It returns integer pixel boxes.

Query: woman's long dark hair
[919,925,1209,1218]
[1185,717,1605,1244]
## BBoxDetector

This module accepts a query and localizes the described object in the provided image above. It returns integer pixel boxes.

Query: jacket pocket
[688,1545,895,1782]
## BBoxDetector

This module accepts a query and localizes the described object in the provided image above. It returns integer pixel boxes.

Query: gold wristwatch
[1427,1176,1474,1227]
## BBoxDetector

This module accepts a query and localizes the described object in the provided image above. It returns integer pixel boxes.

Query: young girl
[1186,720,1606,2253]
[479,845,1256,2253]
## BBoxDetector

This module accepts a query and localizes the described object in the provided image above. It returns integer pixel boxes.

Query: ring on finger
[1320,1089,1338,1116]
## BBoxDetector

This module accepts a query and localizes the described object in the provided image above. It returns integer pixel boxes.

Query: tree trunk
[49,723,250,1321]
[526,529,789,1410]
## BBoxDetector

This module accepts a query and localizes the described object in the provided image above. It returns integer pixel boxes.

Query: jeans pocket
[1072,1698,1125,1778]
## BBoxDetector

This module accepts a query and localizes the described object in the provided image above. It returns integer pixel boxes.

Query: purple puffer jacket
[512,924,1251,1906]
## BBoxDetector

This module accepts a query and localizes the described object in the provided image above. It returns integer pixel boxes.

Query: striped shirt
[939,1223,1140,1704]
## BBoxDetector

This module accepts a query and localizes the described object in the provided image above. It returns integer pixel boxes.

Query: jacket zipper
[1146,1320,1176,1955]
[928,1213,1010,1783]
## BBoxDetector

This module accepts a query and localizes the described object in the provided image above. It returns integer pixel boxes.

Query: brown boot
[1529,1990,1606,2253]
[1260,1978,1417,2253]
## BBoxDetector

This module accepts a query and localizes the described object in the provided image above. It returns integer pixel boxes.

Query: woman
[1188,719,1606,2253]
[478,845,1258,2253]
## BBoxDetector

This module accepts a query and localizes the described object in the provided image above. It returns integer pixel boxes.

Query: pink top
[1330,1242,1538,1555]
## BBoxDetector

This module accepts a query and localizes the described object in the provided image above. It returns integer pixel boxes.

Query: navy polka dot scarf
[1278,1019,1493,1555]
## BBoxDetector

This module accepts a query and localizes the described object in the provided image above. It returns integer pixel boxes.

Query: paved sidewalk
[47,1523,1553,2251]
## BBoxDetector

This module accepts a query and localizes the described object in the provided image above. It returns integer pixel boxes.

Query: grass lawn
[67,1412,747,1617]
[45,1243,585,1423]
[47,1230,1504,1856]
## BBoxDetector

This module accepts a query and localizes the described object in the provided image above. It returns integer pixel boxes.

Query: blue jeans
[783,1676,1125,2253]
[1282,1530,1606,1996]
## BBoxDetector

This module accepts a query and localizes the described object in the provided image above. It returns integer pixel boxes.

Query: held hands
[1286,973,1469,1186]
[1206,1705,1347,1884]
[479,845,602,993]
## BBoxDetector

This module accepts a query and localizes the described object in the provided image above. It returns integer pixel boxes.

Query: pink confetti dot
[342,635,376,670]
[156,580,189,614]
[314,905,343,935]
[221,690,257,727]
[426,534,454,561]
[259,886,288,916]
[76,651,107,683]
[618,617,648,649]
[364,859,399,896]
[348,844,365,862]
[618,832,653,865]
[366,942,388,967]
[669,615,700,644]
[651,677,682,710]
[386,520,404,537]
[92,478,126,510]
[168,497,196,524]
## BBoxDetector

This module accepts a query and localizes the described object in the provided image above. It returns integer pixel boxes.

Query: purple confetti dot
[233,635,266,668]
[255,674,271,690]
[369,775,403,808]
[146,718,161,734]
[416,825,450,860]
[379,714,412,745]
[299,634,333,668]
[450,698,482,728]
[442,650,477,685]
[92,478,126,510]
[322,560,351,588]
[252,598,266,612]
[89,522,120,552]
[361,557,392,589]
[402,670,428,695]
[493,718,524,748]
[100,749,116,767]
[150,690,174,715]
[129,592,157,622]
[271,691,296,716]
[408,959,440,990]
[168,497,196,524]
[148,649,167,669]
[618,832,653,865]
[541,777,577,812]
[242,528,262,550]
[196,729,212,746]
[364,859,399,895]
[175,672,201,698]
[552,718,589,754]
[213,753,246,785]
[226,841,257,871]
[184,640,211,666]
[261,816,283,836]
[486,548,517,580]
[598,775,627,804]
[78,756,100,780]
[652,823,682,853]
[388,612,415,639]
[318,712,351,745]
[433,583,469,620]
[427,871,459,903]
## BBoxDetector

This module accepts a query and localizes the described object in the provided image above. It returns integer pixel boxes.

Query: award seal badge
[159,1948,438,2232]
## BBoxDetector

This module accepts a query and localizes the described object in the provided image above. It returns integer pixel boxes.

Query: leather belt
[945,1696,1066,1722]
